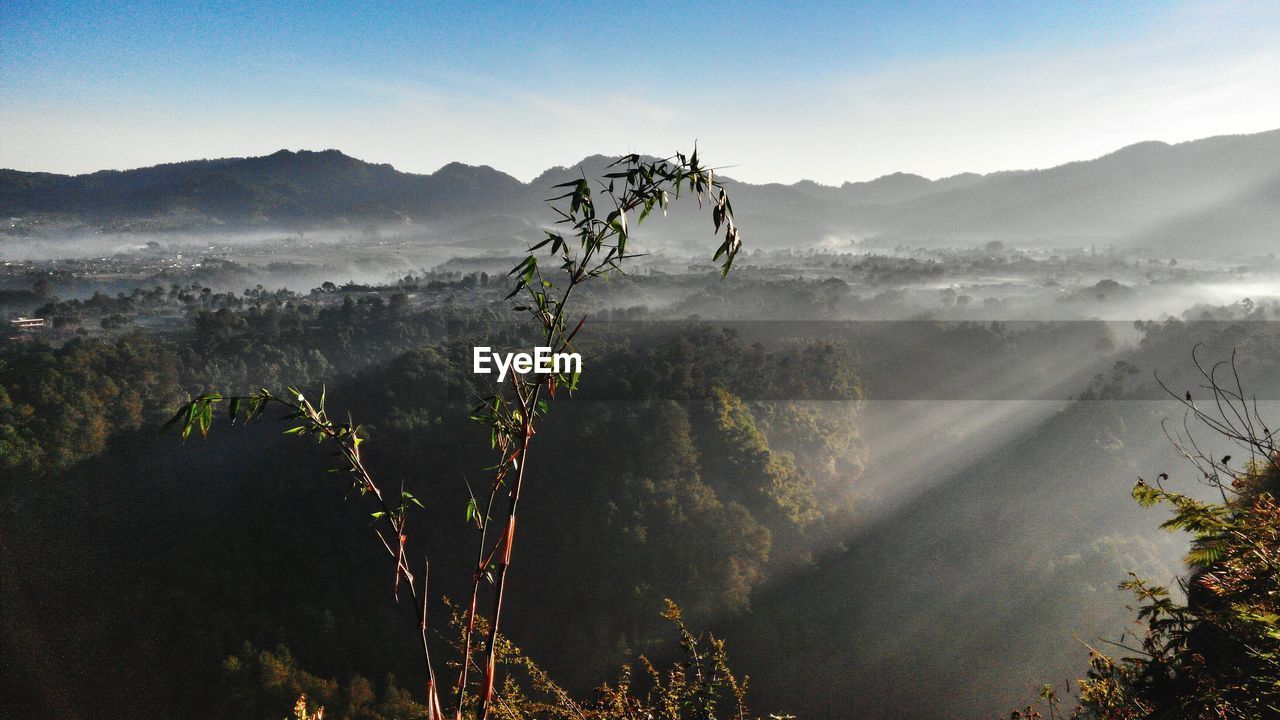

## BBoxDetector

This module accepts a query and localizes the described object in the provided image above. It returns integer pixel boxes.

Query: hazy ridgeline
[4,138,1280,719]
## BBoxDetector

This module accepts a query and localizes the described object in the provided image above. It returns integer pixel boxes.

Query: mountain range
[3,129,1278,256]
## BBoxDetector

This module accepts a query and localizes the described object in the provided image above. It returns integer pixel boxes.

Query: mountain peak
[845,171,932,189]
[1101,140,1172,160]
[2,128,1277,257]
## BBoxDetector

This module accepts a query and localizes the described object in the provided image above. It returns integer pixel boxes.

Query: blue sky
[2,1,1277,183]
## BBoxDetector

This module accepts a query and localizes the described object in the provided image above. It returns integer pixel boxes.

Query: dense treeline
[1,296,864,719]
[6,281,1280,719]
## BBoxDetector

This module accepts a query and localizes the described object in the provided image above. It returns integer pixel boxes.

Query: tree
[168,150,750,719]
[1021,349,1280,719]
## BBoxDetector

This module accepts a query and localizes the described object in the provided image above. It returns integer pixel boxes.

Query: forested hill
[0,149,532,226]
[3,128,1279,255]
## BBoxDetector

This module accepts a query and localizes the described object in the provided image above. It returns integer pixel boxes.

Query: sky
[1,0,1278,185]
